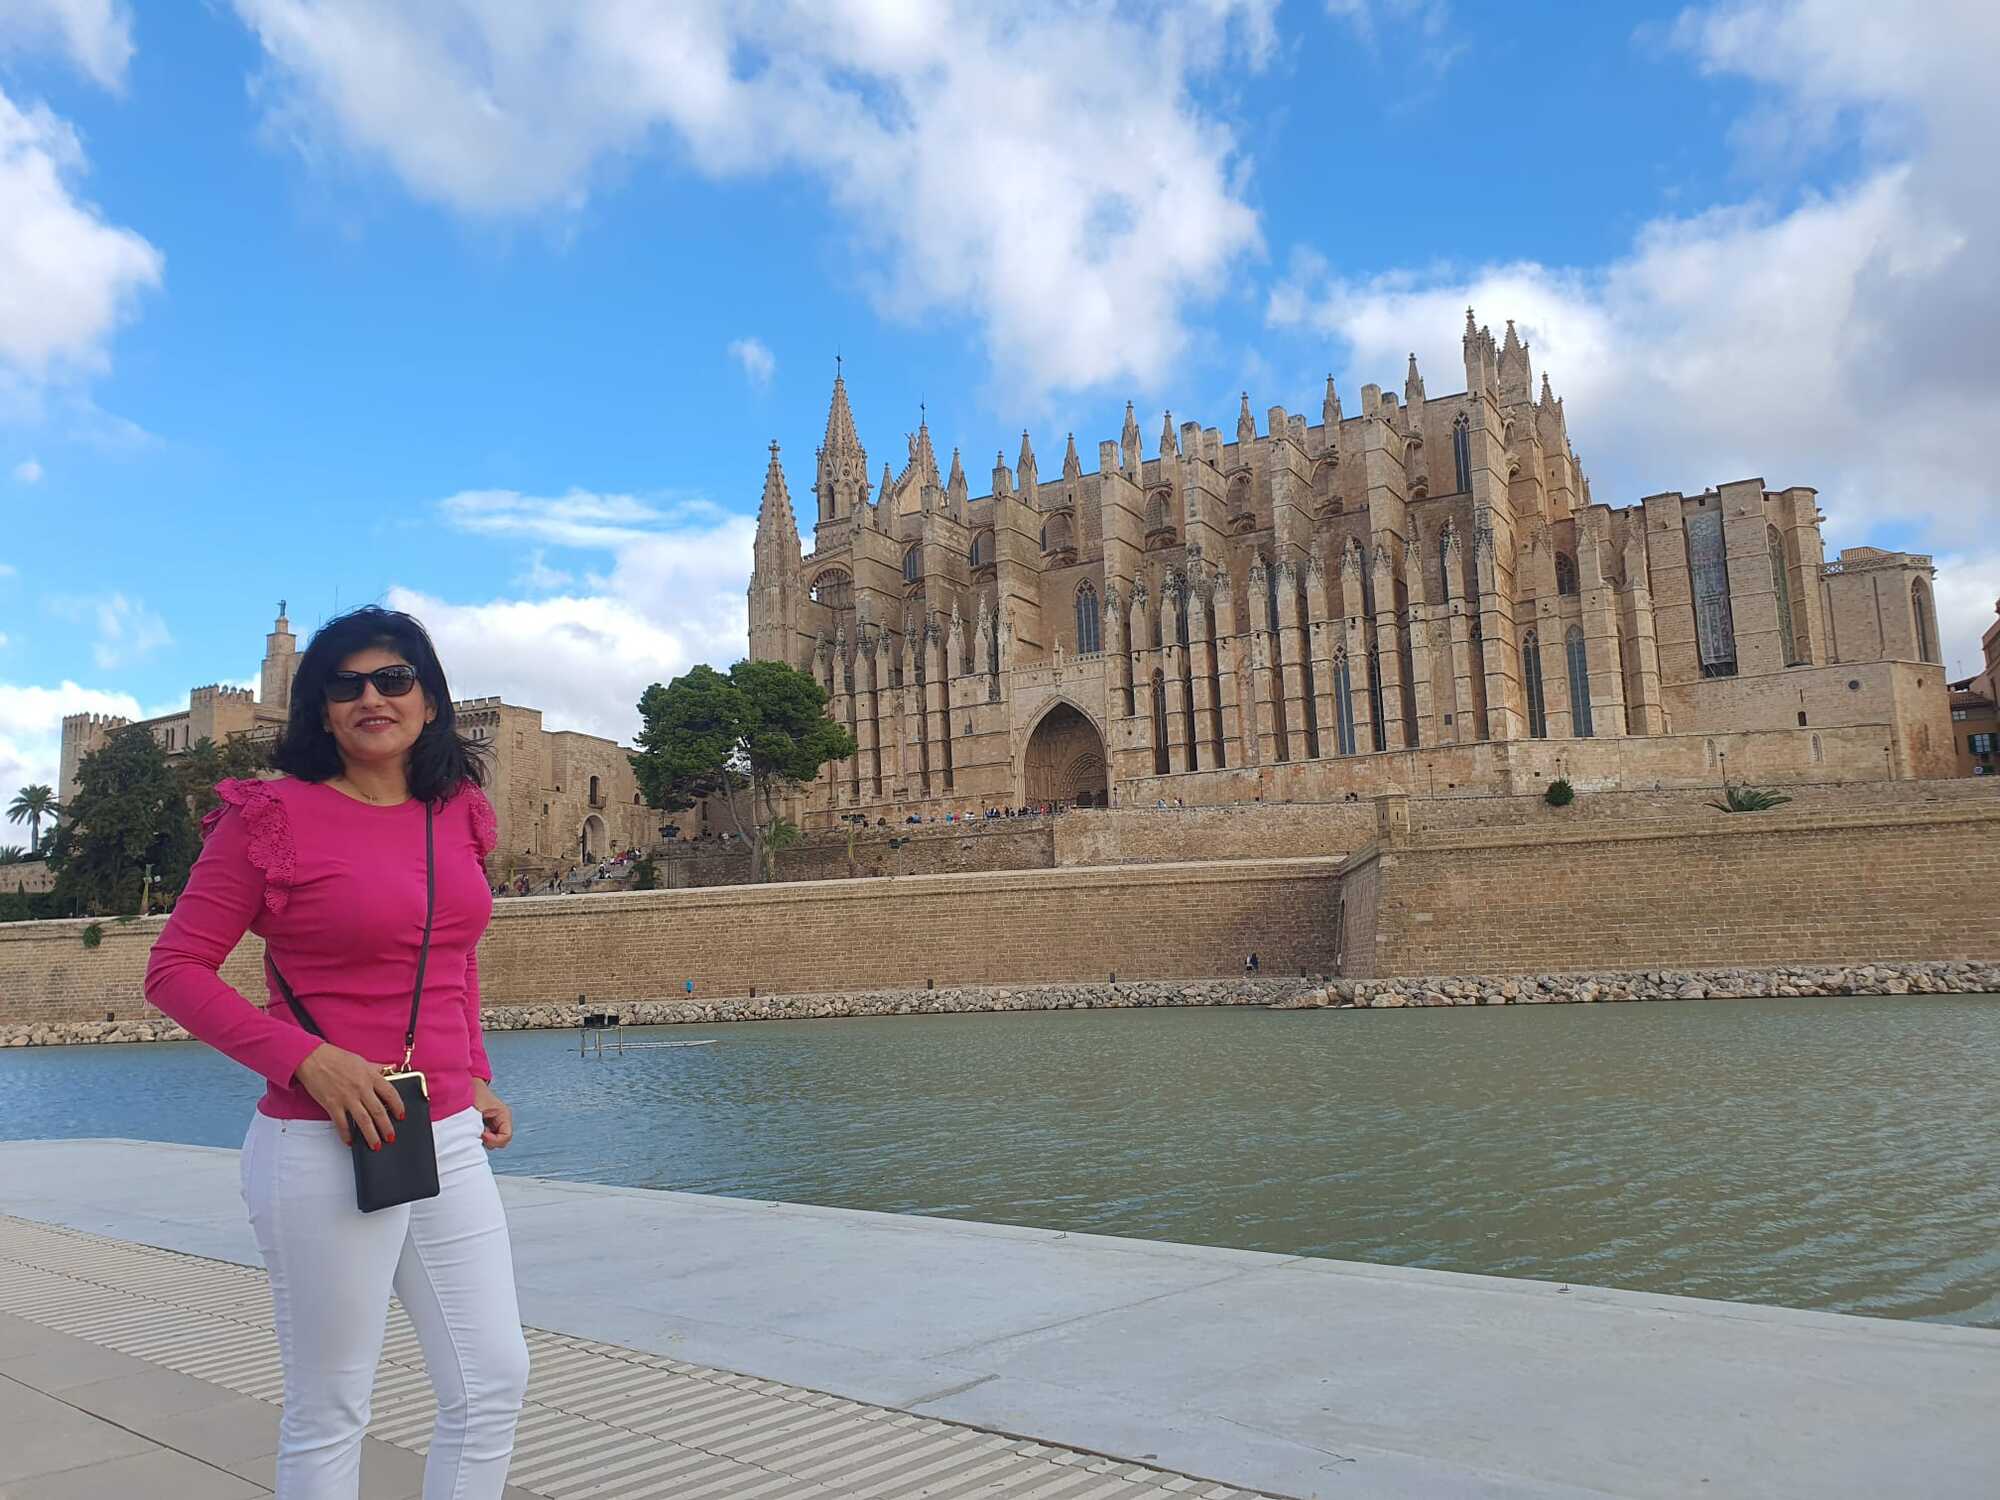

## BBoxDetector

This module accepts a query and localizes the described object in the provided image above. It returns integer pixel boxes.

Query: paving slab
[3,1137,1998,1499]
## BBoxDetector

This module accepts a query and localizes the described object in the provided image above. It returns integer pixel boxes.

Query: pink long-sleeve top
[145,775,499,1121]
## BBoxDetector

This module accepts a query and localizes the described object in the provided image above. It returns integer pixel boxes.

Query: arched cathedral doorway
[579,813,608,863]
[1023,702,1109,807]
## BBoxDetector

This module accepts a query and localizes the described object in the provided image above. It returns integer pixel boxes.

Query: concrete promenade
[2,1140,1996,1499]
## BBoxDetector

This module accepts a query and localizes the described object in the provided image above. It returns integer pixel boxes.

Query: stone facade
[1946,598,2000,777]
[749,315,1956,827]
[2,859,54,896]
[57,608,659,878]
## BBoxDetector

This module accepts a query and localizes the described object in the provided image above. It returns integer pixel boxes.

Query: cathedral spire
[815,364,868,523]
[1404,352,1426,410]
[1121,401,1141,473]
[1237,392,1256,445]
[757,440,797,540]
[1017,429,1039,502]
[1160,409,1178,459]
[878,459,896,520]
[1323,374,1342,430]
[1062,432,1081,481]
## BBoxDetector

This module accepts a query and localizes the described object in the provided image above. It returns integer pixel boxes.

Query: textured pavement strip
[0,1218,1277,1500]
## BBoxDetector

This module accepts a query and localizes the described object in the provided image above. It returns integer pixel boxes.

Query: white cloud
[226,0,1266,398]
[1269,0,2000,672]
[728,336,774,389]
[12,456,43,483]
[412,485,757,742]
[49,591,172,669]
[1325,0,1460,71]
[0,561,16,578]
[0,0,135,90]
[0,84,162,417]
[0,678,142,820]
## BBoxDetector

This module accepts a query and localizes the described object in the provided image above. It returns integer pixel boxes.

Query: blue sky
[3,0,1996,818]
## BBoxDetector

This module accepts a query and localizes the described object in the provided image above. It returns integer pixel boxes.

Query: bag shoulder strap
[269,803,435,1070]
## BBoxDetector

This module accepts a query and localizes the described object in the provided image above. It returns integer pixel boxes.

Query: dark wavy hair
[271,606,486,802]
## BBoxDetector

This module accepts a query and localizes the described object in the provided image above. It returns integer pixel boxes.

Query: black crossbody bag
[267,803,441,1214]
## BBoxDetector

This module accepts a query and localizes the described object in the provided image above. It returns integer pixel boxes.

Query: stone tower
[749,442,803,666]
[260,603,297,716]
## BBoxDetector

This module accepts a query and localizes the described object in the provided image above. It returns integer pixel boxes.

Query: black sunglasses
[325,665,421,702]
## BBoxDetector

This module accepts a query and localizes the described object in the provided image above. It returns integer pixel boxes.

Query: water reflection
[4,995,1996,1327]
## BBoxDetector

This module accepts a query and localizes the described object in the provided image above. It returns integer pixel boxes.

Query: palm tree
[0,845,26,864]
[6,785,58,854]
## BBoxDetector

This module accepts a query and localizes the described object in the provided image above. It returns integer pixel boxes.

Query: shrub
[630,854,659,891]
[81,921,104,949]
[1710,784,1794,813]
[1544,778,1575,807]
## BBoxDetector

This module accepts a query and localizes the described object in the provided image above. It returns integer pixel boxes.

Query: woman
[146,606,529,1500]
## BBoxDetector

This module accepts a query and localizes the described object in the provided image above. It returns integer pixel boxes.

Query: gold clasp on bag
[381,1064,429,1099]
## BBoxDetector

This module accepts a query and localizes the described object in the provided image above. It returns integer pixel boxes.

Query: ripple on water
[2,993,1998,1327]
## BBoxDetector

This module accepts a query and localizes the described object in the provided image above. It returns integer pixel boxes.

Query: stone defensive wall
[7,782,1999,1037]
[1338,795,2000,978]
[663,774,2000,886]
[0,858,1342,1029]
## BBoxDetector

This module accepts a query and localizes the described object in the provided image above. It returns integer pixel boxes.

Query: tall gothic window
[968,530,992,568]
[1565,625,1594,737]
[902,546,922,583]
[1174,578,1192,645]
[1264,563,1281,633]
[1554,552,1578,597]
[1522,628,1548,739]
[1451,413,1472,493]
[1438,529,1454,603]
[1912,579,1939,663]
[1151,670,1169,775]
[1075,582,1102,654]
[1685,508,1738,677]
[1769,525,1800,665]
[1334,652,1357,755]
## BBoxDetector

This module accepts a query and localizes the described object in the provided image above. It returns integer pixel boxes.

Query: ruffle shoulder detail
[203,777,295,916]
[461,783,499,860]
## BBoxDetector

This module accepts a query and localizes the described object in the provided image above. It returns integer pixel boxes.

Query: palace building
[749,312,1956,826]
[58,608,658,876]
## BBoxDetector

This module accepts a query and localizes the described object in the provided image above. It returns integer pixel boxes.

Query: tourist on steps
[144,606,529,1500]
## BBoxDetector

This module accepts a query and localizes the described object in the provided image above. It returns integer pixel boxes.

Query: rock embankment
[7,963,1997,1047]
[1265,960,2000,1009]
[1,978,1312,1047]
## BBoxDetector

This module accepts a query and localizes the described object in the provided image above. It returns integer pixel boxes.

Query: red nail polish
[370,1142,380,1152]
[386,1132,396,1144]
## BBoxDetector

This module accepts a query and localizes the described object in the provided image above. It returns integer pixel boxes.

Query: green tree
[630,660,855,882]
[0,846,26,864]
[175,735,273,821]
[7,783,58,853]
[47,727,199,916]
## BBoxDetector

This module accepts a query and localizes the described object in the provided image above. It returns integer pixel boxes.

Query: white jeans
[241,1105,530,1500]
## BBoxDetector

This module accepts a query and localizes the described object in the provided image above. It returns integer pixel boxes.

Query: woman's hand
[473,1079,513,1150]
[294,1043,405,1149]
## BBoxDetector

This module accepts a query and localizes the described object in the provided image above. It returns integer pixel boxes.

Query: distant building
[58,608,660,876]
[1947,599,2000,777]
[748,312,1957,825]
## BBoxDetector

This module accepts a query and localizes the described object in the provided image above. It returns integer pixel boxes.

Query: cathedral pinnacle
[1062,432,1081,481]
[1323,375,1342,430]
[1160,409,1178,459]
[1121,401,1141,470]
[1237,392,1256,445]
[755,440,797,544]
[1405,352,1426,409]
[946,446,968,510]
[1017,429,1039,501]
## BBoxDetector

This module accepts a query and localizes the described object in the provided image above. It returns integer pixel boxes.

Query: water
[5,995,1998,1328]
